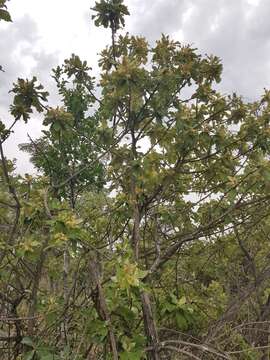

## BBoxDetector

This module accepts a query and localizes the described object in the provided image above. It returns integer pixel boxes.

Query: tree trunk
[89,257,118,360]
[141,291,160,360]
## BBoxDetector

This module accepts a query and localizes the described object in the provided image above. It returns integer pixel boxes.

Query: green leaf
[116,305,136,322]
[21,337,34,348]
[177,296,186,307]
[175,312,188,331]
[87,319,108,343]
[0,8,12,22]
[23,350,35,360]
[120,350,144,360]
[37,351,58,360]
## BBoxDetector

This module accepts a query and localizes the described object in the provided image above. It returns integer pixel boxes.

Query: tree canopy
[1,1,270,359]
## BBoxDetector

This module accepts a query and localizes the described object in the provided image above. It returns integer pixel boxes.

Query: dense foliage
[2,1,270,359]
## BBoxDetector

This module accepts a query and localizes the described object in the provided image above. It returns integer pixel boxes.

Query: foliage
[19,56,105,207]
[0,0,12,22]
[91,0,129,32]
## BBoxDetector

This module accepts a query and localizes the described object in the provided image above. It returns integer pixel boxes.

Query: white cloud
[246,0,260,6]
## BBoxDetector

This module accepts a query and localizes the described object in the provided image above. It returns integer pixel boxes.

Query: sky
[0,0,269,173]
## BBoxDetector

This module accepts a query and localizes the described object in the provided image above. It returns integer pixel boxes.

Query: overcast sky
[0,0,269,173]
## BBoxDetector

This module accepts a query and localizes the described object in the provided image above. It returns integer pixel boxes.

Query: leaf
[115,305,136,322]
[37,350,59,360]
[21,337,34,348]
[175,312,188,331]
[120,350,144,360]
[0,9,12,22]
[40,356,56,360]
[87,319,108,343]
[177,296,187,307]
[161,301,176,315]
[23,350,35,360]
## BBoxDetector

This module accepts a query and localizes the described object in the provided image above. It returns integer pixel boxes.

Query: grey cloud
[0,15,59,174]
[127,0,270,99]
[0,15,39,109]
[0,15,59,111]
[249,0,270,39]
[126,0,189,43]
[180,0,270,98]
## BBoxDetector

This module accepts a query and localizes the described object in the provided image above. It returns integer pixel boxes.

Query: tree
[20,55,105,209]
[1,1,270,359]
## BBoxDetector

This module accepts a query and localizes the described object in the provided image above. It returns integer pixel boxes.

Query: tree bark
[141,291,160,360]
[89,257,118,360]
